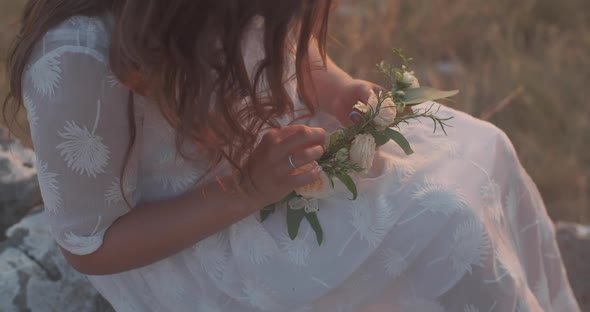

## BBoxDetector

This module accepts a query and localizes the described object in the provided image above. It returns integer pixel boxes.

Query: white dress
[23,15,581,312]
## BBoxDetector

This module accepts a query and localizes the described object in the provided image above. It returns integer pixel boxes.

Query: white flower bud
[335,148,350,162]
[402,71,420,89]
[353,101,369,113]
[289,197,319,213]
[294,164,334,199]
[373,97,397,130]
[303,199,319,213]
[349,133,376,173]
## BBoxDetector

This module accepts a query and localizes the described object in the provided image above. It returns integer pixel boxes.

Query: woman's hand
[328,79,383,125]
[328,78,413,125]
[242,125,327,209]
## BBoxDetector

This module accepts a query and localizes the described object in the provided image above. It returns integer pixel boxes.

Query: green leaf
[384,128,414,155]
[372,131,390,147]
[401,87,459,106]
[329,131,341,148]
[260,205,276,222]
[305,212,324,245]
[287,207,306,240]
[281,192,298,203]
[335,172,358,200]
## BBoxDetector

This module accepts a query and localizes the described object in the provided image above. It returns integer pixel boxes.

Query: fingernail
[349,111,363,123]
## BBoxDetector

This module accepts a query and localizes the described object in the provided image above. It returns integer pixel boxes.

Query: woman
[4,0,581,311]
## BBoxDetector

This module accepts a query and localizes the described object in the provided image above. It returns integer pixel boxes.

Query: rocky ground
[0,129,39,240]
[0,133,588,311]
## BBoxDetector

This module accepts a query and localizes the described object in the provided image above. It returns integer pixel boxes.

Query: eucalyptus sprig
[261,49,459,246]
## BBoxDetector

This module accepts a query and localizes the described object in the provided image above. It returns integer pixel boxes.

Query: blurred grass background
[1,0,589,222]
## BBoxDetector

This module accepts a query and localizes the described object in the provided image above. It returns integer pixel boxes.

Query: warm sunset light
[0,0,587,311]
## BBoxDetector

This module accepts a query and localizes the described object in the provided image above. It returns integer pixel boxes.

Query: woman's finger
[279,126,326,156]
[287,165,322,189]
[280,145,325,174]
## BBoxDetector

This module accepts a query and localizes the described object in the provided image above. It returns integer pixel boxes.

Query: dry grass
[330,0,590,222]
[1,0,589,222]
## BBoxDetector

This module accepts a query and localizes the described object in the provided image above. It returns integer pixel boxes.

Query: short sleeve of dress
[22,16,140,256]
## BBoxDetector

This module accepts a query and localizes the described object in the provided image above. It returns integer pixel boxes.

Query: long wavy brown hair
[4,0,332,172]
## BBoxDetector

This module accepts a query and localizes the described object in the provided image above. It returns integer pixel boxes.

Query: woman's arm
[307,40,353,113]
[307,40,381,124]
[65,124,326,276]
[62,175,256,275]
[63,180,241,275]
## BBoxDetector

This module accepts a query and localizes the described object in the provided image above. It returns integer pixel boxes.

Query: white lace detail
[152,151,199,193]
[28,45,106,98]
[36,159,62,214]
[380,245,413,278]
[279,228,312,266]
[240,277,280,311]
[23,93,39,129]
[463,304,479,312]
[29,48,62,97]
[447,218,490,275]
[192,232,231,281]
[62,216,103,255]
[398,177,466,225]
[57,101,111,178]
[480,180,503,223]
[231,216,277,265]
[339,195,400,256]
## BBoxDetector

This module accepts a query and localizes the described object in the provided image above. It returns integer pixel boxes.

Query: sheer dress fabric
[23,15,580,312]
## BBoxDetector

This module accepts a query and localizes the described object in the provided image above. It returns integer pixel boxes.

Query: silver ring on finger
[288,154,297,169]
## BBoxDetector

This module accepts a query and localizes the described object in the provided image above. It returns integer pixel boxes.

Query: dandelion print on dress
[231,216,277,265]
[447,218,490,276]
[57,100,110,177]
[480,180,504,224]
[69,16,101,32]
[152,151,200,193]
[279,228,311,267]
[431,139,462,160]
[106,73,123,89]
[63,231,103,255]
[105,177,136,205]
[380,244,414,278]
[23,93,39,129]
[29,49,63,97]
[63,215,103,255]
[36,159,62,214]
[394,162,416,182]
[463,304,479,312]
[339,194,400,256]
[240,277,280,311]
[399,177,467,225]
[69,16,103,47]
[191,232,231,282]
[485,239,524,285]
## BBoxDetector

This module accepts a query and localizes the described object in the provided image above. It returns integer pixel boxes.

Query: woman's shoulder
[28,14,113,65]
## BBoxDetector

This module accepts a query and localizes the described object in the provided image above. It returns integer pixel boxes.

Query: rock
[0,129,40,239]
[557,222,590,312]
[0,210,114,312]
